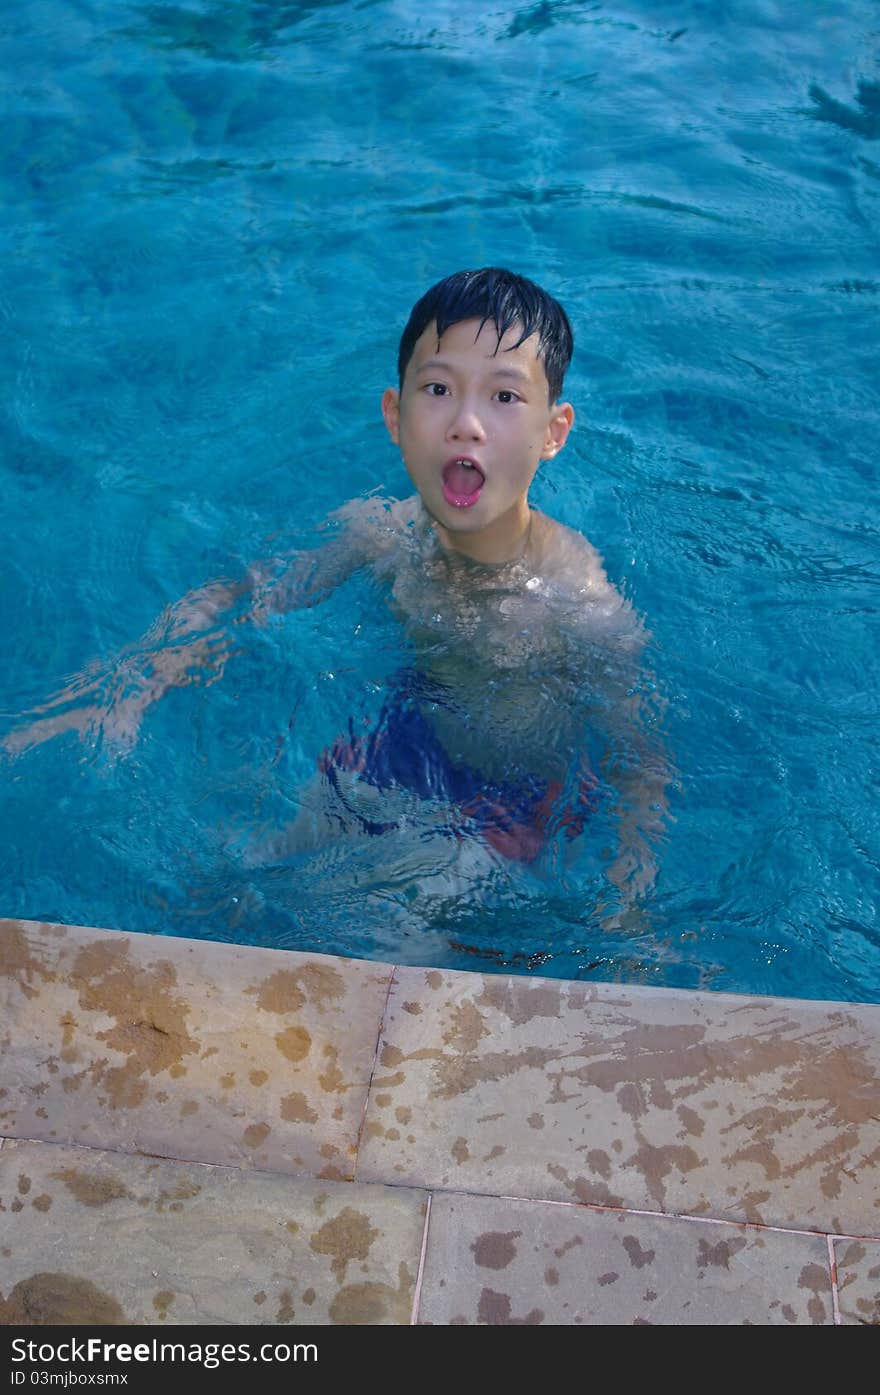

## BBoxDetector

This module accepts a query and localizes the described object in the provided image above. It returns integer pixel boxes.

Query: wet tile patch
[834,1237,880,1325]
[418,1193,833,1325]
[357,967,880,1235]
[0,918,391,1179]
[0,1139,426,1325]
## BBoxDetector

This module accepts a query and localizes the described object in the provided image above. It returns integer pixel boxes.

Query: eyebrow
[416,358,533,384]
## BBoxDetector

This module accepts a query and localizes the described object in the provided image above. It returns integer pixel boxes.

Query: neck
[433,502,533,566]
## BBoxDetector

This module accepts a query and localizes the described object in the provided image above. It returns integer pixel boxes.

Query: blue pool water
[1,1,878,1001]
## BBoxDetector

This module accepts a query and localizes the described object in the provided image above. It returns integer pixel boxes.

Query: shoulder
[531,512,611,598]
[532,512,646,650]
[324,494,424,558]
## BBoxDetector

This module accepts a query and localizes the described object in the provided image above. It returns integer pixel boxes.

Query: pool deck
[1,915,878,1326]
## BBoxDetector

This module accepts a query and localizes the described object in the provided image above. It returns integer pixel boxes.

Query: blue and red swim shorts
[318,679,599,863]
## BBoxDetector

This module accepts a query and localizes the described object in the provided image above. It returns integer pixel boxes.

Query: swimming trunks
[318,680,599,863]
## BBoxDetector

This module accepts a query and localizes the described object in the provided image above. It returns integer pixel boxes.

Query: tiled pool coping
[1,916,878,1324]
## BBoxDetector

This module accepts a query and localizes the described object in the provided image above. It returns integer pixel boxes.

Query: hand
[3,632,235,758]
[597,900,653,935]
[605,838,657,902]
[597,834,657,934]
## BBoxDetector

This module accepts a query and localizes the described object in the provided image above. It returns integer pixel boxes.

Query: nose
[446,397,486,443]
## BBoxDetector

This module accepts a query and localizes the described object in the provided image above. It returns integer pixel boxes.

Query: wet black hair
[397,267,574,404]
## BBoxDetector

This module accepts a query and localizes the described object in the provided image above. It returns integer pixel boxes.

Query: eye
[424,382,449,396]
[495,389,521,404]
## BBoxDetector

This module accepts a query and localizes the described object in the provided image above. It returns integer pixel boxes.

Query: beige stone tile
[419,1192,833,1325]
[357,967,880,1234]
[0,1139,426,1325]
[0,918,391,1179]
[834,1237,880,1325]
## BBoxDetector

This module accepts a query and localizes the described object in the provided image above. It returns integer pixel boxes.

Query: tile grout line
[351,963,399,1184]
[409,1193,433,1326]
[345,1173,880,1244]
[0,1134,281,1176]
[827,1234,841,1325]
[5,1132,879,1253]
[5,1132,880,1257]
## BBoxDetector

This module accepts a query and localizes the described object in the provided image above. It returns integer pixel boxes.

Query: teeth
[457,459,475,469]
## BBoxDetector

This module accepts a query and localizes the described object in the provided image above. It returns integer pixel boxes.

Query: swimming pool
[2,0,878,1002]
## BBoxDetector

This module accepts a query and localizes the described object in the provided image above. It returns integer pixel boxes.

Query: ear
[381,387,401,445]
[541,402,574,460]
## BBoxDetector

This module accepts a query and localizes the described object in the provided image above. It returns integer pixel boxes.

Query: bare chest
[386,550,558,669]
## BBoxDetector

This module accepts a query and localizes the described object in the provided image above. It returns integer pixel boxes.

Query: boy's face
[381,317,573,562]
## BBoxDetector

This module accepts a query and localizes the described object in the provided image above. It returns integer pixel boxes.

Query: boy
[7,268,668,913]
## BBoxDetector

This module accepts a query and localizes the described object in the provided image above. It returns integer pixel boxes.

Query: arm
[4,503,375,757]
[600,665,672,911]
[566,557,673,923]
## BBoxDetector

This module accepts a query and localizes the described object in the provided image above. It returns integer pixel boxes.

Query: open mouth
[442,457,486,508]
